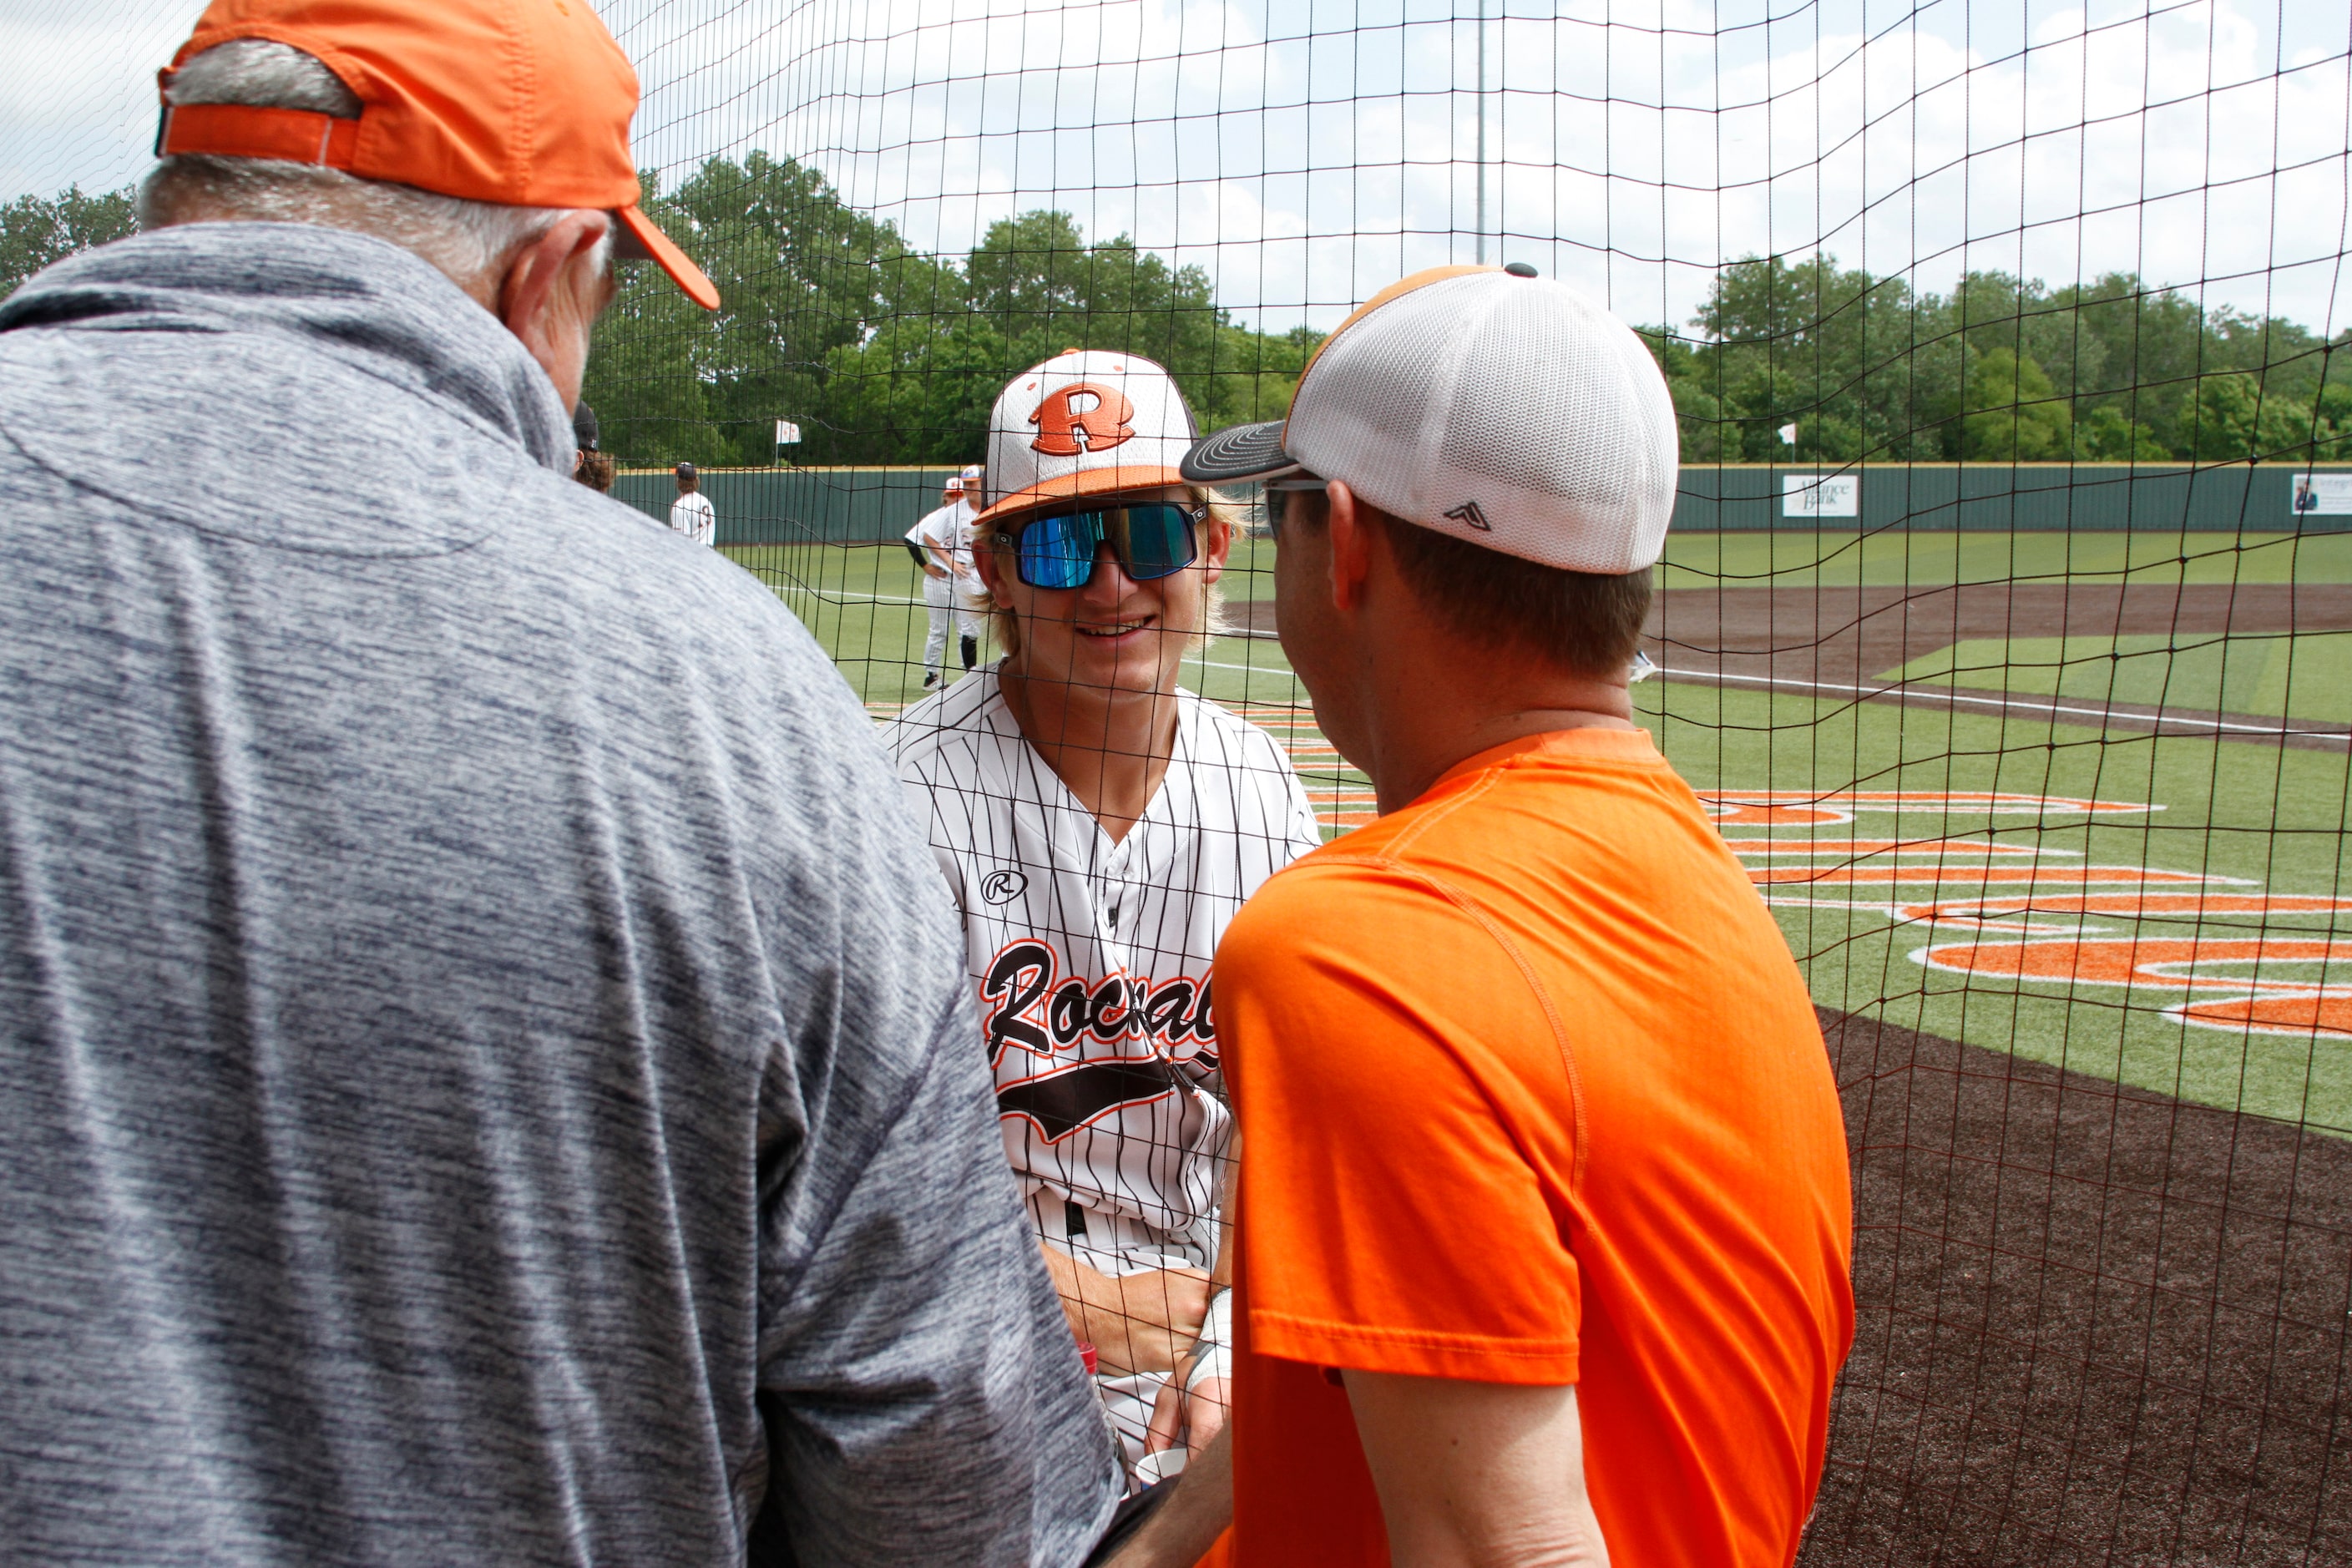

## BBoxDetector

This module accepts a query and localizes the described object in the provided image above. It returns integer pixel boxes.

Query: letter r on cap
[1031,383,1137,455]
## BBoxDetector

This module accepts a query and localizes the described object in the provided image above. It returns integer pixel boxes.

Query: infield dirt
[1804,1008,2352,1566]
[1650,584,2352,749]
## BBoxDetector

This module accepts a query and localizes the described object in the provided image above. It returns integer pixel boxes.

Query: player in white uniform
[668,461,716,545]
[883,352,1320,1483]
[907,475,985,687]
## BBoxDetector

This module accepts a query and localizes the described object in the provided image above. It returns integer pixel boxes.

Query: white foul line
[1657,664,2352,743]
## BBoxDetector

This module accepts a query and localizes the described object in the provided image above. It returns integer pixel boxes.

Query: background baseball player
[908,473,984,687]
[669,460,716,545]
[883,351,1320,1483]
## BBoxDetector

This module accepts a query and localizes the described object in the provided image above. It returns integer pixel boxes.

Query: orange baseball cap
[155,0,719,310]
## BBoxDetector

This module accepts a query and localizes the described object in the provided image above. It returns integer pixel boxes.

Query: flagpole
[1475,0,1488,265]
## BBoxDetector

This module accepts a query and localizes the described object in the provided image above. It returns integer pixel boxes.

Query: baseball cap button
[1503,261,1538,277]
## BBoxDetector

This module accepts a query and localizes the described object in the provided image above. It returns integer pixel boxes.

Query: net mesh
[585,1,2352,1554]
[8,0,2351,1557]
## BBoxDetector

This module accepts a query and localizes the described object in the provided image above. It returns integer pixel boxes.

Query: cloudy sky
[9,0,2347,336]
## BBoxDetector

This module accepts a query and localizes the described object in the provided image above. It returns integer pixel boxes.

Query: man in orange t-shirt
[1102,265,1854,1568]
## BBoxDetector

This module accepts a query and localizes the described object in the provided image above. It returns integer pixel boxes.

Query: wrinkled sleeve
[751,978,1119,1566]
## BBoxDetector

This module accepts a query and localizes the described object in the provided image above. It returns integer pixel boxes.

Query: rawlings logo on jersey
[980,938,1215,1141]
[980,867,1029,904]
[1029,383,1136,455]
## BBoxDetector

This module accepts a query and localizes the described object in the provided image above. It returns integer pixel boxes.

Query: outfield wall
[613,467,961,545]
[611,463,2352,546]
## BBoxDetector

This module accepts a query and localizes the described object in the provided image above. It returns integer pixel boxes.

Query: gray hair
[139,40,604,294]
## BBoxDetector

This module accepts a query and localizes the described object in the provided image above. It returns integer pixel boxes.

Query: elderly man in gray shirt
[0,2,1119,1563]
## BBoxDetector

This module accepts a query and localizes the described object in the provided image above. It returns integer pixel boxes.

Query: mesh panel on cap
[1287,281,1469,502]
[1439,286,1622,491]
[1285,272,1678,574]
[1433,284,1676,569]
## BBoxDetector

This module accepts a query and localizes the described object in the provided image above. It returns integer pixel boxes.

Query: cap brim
[974,465,1191,527]
[615,205,721,311]
[1179,420,1302,484]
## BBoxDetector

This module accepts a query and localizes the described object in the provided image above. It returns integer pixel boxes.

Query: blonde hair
[979,487,1242,660]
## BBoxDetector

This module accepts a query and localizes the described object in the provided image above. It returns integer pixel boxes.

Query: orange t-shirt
[1214,727,1854,1567]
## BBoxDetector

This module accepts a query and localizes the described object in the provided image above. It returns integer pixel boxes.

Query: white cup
[1133,1448,1188,1488]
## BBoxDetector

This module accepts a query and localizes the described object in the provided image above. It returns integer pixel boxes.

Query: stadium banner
[2293,473,2352,515]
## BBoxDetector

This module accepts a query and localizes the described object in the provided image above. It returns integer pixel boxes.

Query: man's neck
[997,664,1182,843]
[1352,638,1636,816]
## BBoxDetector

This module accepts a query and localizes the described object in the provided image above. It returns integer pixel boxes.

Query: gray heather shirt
[0,225,1120,1565]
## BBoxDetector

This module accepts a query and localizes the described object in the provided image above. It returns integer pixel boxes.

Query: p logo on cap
[1029,384,1136,456]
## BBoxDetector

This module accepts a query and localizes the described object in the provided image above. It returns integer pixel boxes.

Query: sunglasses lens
[1016,512,1100,589]
[1014,504,1199,587]
[1110,505,1199,581]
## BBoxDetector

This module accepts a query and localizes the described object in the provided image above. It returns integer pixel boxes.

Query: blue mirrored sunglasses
[1005,503,1204,590]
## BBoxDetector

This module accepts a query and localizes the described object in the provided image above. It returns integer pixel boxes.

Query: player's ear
[1195,498,1233,585]
[1323,480,1374,614]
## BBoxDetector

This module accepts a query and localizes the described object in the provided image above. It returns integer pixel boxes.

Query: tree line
[1650,253,2351,467]
[0,186,137,298]
[8,165,2346,469]
[578,151,1320,468]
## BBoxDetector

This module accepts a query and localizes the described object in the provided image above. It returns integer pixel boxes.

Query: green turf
[746,539,2352,1139]
[899,529,2352,591]
[1638,673,2352,1136]
[1883,632,2352,726]
[736,529,2352,599]
[1656,529,2352,589]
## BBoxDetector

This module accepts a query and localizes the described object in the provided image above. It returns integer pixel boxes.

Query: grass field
[739,531,2352,1139]
[1655,527,2352,587]
[1884,631,2352,724]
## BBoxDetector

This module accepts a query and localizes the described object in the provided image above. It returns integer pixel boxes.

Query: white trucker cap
[975,349,1199,524]
[1181,265,1679,574]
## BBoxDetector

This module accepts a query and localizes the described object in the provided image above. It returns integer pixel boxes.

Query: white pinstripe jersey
[884,668,1320,1259]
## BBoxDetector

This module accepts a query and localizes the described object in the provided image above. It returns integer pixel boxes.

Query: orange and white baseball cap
[974,350,1199,525]
[155,0,719,311]
[1181,265,1677,573]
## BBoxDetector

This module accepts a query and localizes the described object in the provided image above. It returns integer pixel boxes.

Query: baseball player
[669,461,715,545]
[908,473,984,687]
[883,352,1321,1483]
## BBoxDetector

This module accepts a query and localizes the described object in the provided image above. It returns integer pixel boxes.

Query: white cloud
[8,0,2347,338]
[600,0,2351,334]
[0,3,195,200]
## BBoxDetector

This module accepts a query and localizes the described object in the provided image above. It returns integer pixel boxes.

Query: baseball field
[754,529,2352,1133]
[746,524,2352,1563]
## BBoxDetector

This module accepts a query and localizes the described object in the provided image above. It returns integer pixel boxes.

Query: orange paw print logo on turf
[1029,383,1136,454]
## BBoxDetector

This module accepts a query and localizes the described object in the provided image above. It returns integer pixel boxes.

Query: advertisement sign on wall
[1783,473,1861,518]
[2291,473,2352,515]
